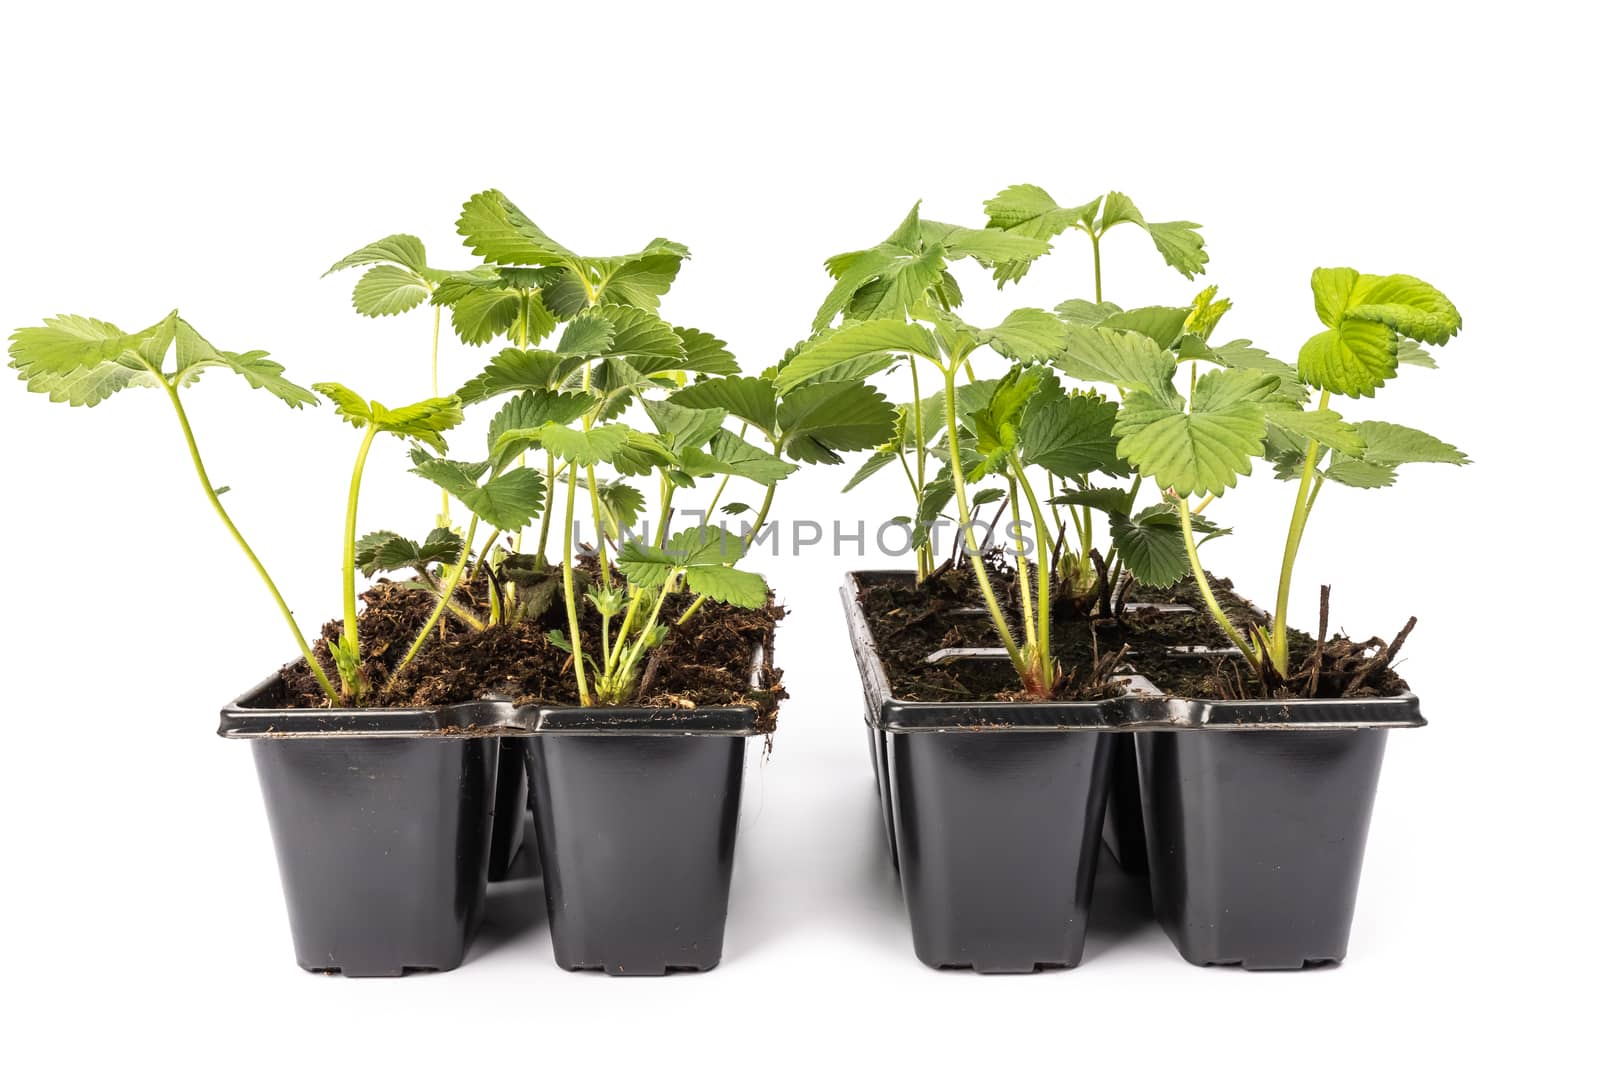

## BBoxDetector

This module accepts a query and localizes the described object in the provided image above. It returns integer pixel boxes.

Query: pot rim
[842,570,1424,733]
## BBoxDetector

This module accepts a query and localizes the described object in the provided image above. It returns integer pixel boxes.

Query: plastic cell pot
[1130,679,1425,969]
[523,703,767,975]
[843,571,1135,973]
[219,678,506,977]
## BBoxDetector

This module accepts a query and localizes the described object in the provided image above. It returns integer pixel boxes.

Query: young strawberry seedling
[7,311,340,701]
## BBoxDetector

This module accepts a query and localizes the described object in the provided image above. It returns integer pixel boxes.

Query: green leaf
[1052,486,1133,515]
[777,380,896,465]
[691,429,797,485]
[324,234,429,276]
[1108,505,1226,588]
[1396,339,1437,369]
[675,327,740,375]
[610,430,678,477]
[170,319,318,408]
[1055,299,1124,326]
[1019,380,1127,479]
[843,449,899,492]
[982,184,1101,285]
[1108,507,1190,588]
[1181,335,1306,404]
[351,264,430,317]
[1053,323,1179,403]
[457,189,577,267]
[774,319,935,395]
[1098,192,1208,279]
[1353,420,1469,466]
[1266,408,1366,457]
[967,366,1037,461]
[1299,268,1461,397]
[674,375,778,435]
[642,397,725,450]
[683,564,768,608]
[1114,369,1278,496]
[8,314,159,379]
[616,527,766,607]
[540,423,630,465]
[971,487,1005,506]
[487,389,594,458]
[813,216,951,331]
[1097,306,1190,350]
[1298,318,1398,400]
[1322,457,1398,488]
[912,471,954,549]
[413,460,546,530]
[440,282,526,346]
[979,307,1071,362]
[456,348,581,404]
[1342,273,1462,345]
[355,527,465,577]
[556,308,617,356]
[596,247,686,309]
[596,304,685,372]
[594,480,646,538]
[317,384,461,448]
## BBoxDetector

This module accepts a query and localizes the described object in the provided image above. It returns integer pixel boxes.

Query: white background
[1,1,1592,1061]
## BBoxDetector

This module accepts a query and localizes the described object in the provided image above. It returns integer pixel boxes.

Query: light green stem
[337,423,380,701]
[1089,229,1104,303]
[1011,460,1055,690]
[159,380,337,702]
[561,457,591,706]
[431,305,448,524]
[1269,390,1331,673]
[1178,497,1262,674]
[536,451,556,559]
[942,364,1026,677]
[390,515,479,684]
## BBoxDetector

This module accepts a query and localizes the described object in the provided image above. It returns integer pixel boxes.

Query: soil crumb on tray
[856,565,1410,703]
[274,576,786,721]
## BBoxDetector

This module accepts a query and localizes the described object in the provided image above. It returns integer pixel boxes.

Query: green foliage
[1298,268,1461,397]
[616,527,767,608]
[313,383,463,451]
[356,527,465,577]
[984,185,1207,284]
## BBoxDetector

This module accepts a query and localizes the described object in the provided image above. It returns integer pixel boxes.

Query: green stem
[586,463,611,588]
[1270,390,1330,673]
[1178,497,1261,674]
[390,516,479,685]
[159,380,336,702]
[674,473,777,627]
[1012,459,1055,691]
[1007,478,1036,637]
[340,423,380,700]
[561,455,591,706]
[943,364,1026,677]
[536,452,556,559]
[431,304,449,524]
[1089,229,1104,303]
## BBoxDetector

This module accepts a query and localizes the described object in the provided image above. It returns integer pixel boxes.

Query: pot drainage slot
[924,647,1012,664]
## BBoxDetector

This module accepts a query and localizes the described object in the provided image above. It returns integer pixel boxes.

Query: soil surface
[856,563,1409,702]
[272,567,785,724]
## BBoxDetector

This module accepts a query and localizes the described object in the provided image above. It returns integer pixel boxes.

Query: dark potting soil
[272,574,786,725]
[857,565,1410,702]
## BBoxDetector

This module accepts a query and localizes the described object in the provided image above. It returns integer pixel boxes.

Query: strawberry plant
[450,190,895,705]
[7,311,341,701]
[812,191,1208,697]
[1077,268,1467,689]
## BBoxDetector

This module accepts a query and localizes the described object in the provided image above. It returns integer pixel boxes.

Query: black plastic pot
[220,679,507,976]
[844,571,1425,972]
[523,703,766,975]
[1130,680,1424,969]
[844,572,1134,972]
